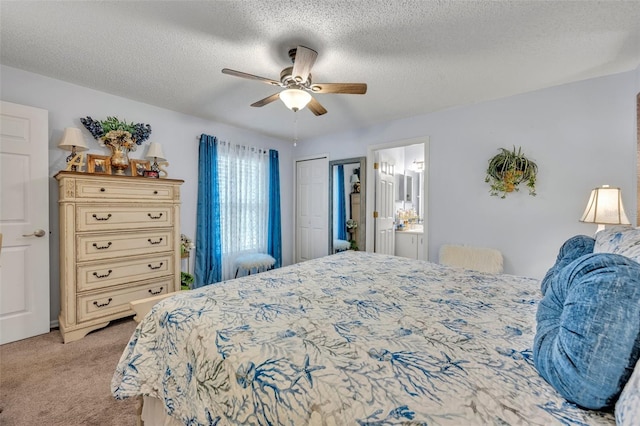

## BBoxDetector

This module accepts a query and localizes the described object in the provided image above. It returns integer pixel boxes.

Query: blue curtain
[336,165,347,240]
[194,134,222,287]
[268,149,282,268]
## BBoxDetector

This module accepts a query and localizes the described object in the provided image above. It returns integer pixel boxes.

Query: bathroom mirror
[329,157,366,254]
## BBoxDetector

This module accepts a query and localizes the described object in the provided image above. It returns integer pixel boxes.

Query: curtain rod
[197,135,270,154]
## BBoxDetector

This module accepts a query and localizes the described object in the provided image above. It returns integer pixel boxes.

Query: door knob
[22,229,46,238]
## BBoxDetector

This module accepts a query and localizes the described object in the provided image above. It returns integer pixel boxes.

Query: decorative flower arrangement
[396,208,418,222]
[485,146,538,198]
[181,234,195,257]
[80,116,152,152]
[346,219,358,229]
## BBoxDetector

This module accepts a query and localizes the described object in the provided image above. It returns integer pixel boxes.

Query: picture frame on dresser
[130,159,150,176]
[87,154,111,174]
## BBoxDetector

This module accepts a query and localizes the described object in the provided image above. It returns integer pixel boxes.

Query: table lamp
[145,142,166,173]
[350,174,360,193]
[579,185,630,233]
[58,127,88,171]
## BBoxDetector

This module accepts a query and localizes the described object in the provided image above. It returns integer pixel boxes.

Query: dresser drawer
[77,230,174,262]
[76,205,173,232]
[77,253,174,292]
[75,178,175,201]
[77,278,171,322]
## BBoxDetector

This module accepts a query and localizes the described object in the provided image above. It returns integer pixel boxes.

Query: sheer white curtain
[217,141,269,280]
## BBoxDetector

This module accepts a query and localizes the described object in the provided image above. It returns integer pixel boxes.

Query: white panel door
[374,160,395,255]
[0,100,50,344]
[296,157,328,263]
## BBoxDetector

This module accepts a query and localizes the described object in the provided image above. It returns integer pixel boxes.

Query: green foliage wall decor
[485,146,538,198]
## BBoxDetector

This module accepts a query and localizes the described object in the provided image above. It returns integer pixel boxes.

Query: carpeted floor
[0,317,139,425]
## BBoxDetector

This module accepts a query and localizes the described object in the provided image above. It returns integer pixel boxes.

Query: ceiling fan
[222,45,367,116]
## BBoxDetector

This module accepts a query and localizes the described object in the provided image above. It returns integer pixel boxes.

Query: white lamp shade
[350,174,360,184]
[580,185,631,225]
[58,127,88,152]
[279,88,312,112]
[145,142,166,162]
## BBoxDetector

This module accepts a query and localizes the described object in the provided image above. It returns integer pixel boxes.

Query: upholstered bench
[438,244,504,274]
[334,239,351,253]
[234,253,276,278]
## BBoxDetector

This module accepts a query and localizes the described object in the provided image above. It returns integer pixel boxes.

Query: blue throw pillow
[540,235,595,295]
[534,253,640,409]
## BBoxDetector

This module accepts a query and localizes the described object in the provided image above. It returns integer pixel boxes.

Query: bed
[112,250,620,425]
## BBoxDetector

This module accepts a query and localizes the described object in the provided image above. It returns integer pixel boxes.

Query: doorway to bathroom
[366,137,429,260]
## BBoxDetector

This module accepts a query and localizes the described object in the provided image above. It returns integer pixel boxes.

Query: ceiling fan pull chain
[293,113,298,147]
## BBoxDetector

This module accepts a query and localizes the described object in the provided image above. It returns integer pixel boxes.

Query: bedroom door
[374,157,395,255]
[296,157,328,262]
[0,101,50,344]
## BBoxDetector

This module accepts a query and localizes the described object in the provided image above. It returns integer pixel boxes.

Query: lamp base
[595,224,606,234]
[65,153,85,172]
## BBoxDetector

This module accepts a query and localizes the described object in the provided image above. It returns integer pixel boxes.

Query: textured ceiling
[2,1,639,142]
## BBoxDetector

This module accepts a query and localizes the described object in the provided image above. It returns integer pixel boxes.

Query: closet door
[296,157,328,263]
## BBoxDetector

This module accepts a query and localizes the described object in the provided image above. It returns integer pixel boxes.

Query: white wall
[296,70,639,279]
[0,65,294,324]
[2,64,638,322]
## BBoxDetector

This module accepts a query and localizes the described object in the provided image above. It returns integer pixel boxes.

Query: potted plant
[181,272,194,290]
[346,219,359,250]
[485,146,538,198]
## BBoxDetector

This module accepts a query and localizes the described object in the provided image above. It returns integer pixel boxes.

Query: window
[217,143,269,279]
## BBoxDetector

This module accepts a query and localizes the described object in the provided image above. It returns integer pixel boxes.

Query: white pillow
[616,358,640,425]
[594,226,640,263]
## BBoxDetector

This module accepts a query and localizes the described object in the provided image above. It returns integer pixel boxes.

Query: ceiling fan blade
[310,83,367,94]
[307,97,327,116]
[292,45,317,84]
[250,92,281,107]
[222,68,281,86]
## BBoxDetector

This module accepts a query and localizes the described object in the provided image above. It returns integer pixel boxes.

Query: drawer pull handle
[100,188,106,192]
[92,213,112,221]
[148,238,163,245]
[148,287,164,295]
[93,269,113,279]
[148,262,164,270]
[153,190,158,195]
[93,242,112,250]
[147,213,163,220]
[93,298,112,308]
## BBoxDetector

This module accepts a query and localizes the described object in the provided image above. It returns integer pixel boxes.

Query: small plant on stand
[346,219,359,250]
[180,234,195,290]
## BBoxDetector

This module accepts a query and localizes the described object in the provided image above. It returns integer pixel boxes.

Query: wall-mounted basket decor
[485,146,538,198]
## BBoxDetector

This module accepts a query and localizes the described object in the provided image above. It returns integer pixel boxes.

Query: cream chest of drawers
[55,171,183,343]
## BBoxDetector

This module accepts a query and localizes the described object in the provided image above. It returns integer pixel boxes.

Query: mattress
[112,251,614,425]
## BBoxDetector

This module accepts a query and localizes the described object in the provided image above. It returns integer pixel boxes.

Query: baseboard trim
[50,319,59,329]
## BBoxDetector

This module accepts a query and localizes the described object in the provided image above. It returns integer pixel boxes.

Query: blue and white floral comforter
[112,251,614,425]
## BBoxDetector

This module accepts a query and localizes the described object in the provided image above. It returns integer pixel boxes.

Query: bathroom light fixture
[579,185,630,233]
[411,160,424,172]
[58,127,88,171]
[279,88,312,112]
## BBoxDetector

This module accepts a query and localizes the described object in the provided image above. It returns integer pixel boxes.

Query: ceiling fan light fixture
[280,88,312,112]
